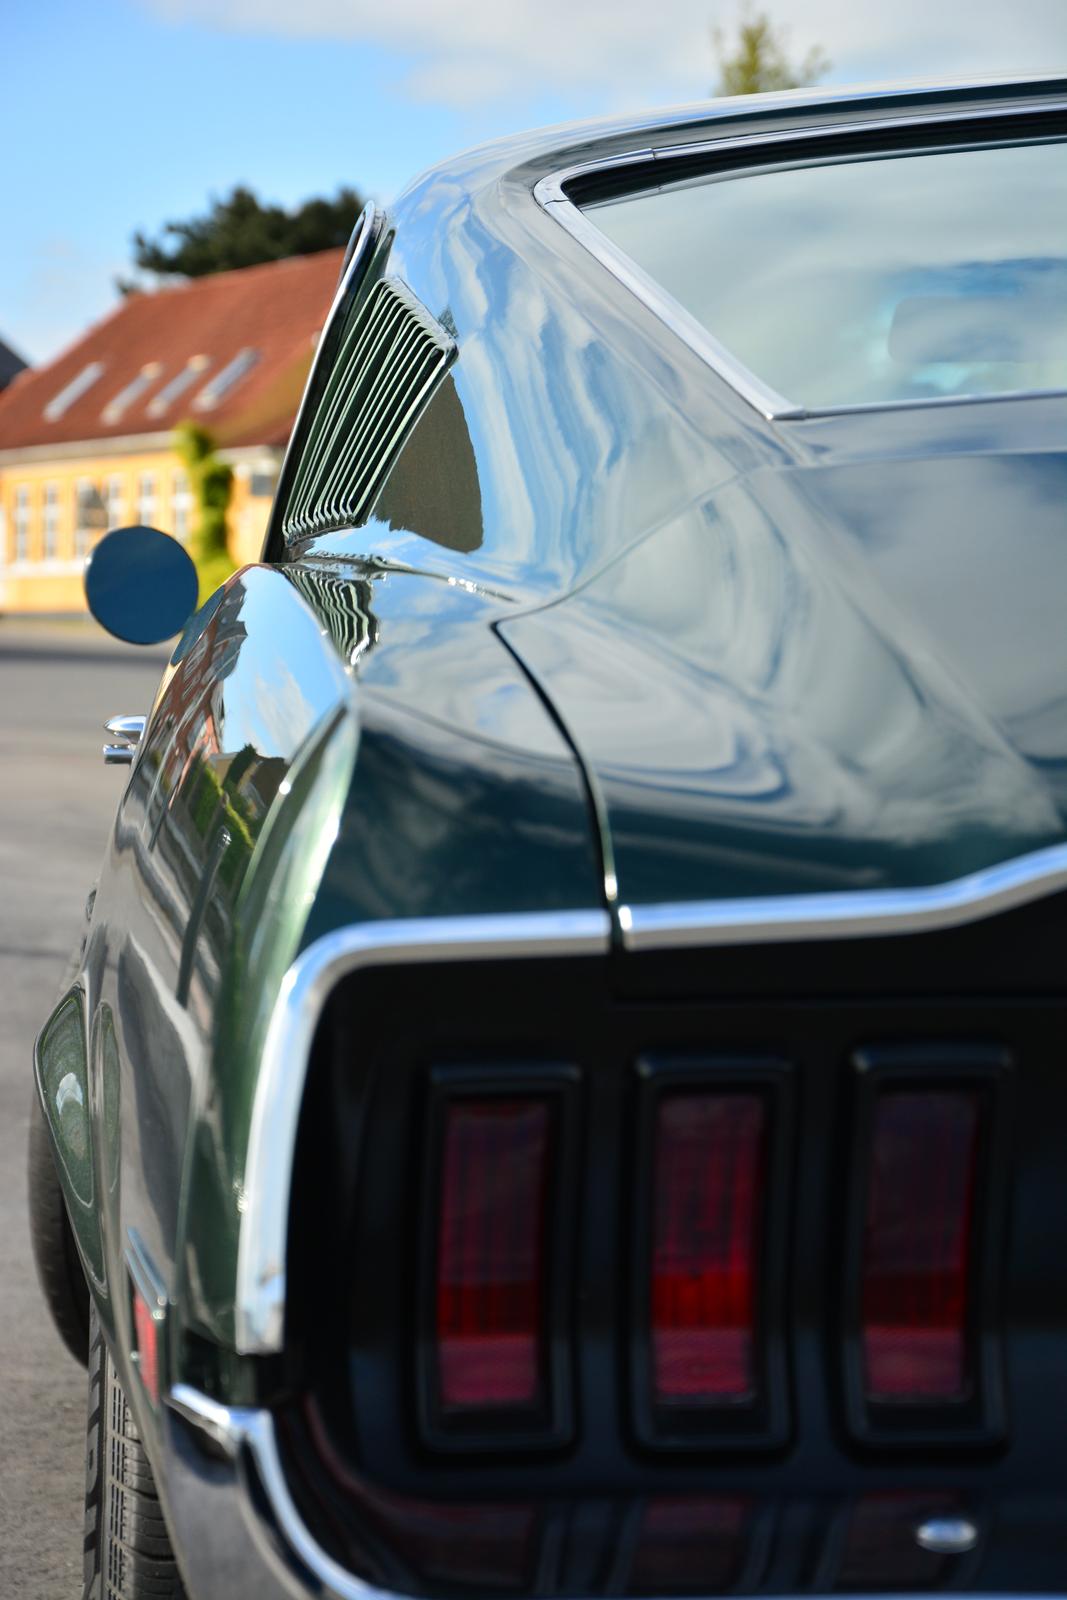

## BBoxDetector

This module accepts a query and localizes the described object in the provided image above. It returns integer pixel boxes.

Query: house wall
[0,444,279,614]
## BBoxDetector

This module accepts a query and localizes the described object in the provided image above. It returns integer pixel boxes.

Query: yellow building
[0,249,343,614]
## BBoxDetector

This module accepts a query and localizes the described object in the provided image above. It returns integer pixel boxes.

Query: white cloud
[143,0,1066,108]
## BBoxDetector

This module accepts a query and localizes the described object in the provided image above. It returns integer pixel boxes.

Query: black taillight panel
[285,953,1067,1592]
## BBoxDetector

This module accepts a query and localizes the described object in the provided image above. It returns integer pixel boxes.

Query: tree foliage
[712,4,829,96]
[130,185,364,281]
[174,422,235,604]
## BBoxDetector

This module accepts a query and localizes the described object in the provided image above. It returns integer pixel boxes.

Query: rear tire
[27,1089,90,1365]
[83,1303,187,1599]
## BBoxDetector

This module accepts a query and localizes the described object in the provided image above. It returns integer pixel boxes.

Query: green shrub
[174,422,235,605]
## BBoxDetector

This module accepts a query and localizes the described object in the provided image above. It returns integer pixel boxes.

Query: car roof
[397,74,1067,204]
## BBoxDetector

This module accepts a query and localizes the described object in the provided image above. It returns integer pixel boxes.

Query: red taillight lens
[628,1498,747,1594]
[650,1093,766,1402]
[132,1285,160,1405]
[436,1098,551,1410]
[391,1501,537,1590]
[861,1091,980,1401]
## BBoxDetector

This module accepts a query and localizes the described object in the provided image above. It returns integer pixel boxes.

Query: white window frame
[43,482,60,561]
[106,475,126,531]
[136,472,157,526]
[74,477,95,558]
[171,469,193,542]
[14,485,31,562]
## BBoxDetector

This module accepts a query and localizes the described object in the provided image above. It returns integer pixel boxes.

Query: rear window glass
[582,139,1067,410]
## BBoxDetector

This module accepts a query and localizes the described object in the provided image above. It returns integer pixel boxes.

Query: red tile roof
[0,249,343,452]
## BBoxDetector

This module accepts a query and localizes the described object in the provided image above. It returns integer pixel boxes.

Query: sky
[3,0,1065,365]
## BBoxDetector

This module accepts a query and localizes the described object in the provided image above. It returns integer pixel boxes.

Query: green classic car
[29,74,1067,1600]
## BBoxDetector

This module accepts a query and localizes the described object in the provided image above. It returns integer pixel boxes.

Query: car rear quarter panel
[38,550,602,1418]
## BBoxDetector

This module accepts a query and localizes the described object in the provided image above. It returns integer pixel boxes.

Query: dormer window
[193,347,258,410]
[44,362,104,421]
[147,355,210,418]
[102,363,163,425]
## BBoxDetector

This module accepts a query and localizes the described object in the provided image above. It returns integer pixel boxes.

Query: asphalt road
[0,621,169,1598]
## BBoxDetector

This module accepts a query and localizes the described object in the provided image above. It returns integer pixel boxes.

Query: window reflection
[586,140,1067,409]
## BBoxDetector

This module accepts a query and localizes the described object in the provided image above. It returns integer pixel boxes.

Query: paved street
[0,621,169,1598]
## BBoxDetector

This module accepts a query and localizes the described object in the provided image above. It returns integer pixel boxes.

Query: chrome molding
[165,1388,1023,1600]
[534,98,1067,422]
[166,1385,380,1600]
[619,841,1067,952]
[915,1516,980,1556]
[237,842,1067,1352]
[235,909,611,1354]
[103,713,147,766]
[541,193,800,420]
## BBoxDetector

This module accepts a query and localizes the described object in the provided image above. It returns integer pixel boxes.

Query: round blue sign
[84,525,199,646]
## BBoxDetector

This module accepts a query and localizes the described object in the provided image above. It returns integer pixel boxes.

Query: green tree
[127,184,364,282]
[712,4,829,96]
[174,422,235,604]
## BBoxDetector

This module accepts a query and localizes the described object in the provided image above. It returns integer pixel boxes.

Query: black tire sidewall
[82,1302,187,1600]
[27,1089,90,1366]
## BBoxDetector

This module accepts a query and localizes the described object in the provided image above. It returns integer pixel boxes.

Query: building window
[136,472,156,525]
[249,466,278,499]
[102,362,163,425]
[75,479,106,557]
[14,486,31,562]
[171,470,192,541]
[43,483,60,560]
[147,355,210,418]
[107,475,126,530]
[44,361,105,422]
[193,347,258,410]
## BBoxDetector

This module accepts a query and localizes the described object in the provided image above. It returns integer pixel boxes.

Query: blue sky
[4,0,1064,364]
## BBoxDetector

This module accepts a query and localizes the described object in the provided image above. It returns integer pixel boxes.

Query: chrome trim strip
[780,383,1067,418]
[236,843,1067,1351]
[235,909,611,1354]
[248,1408,380,1599]
[619,841,1067,952]
[541,194,800,420]
[125,1227,168,1314]
[534,99,1067,422]
[166,1389,1039,1600]
[169,1384,245,1457]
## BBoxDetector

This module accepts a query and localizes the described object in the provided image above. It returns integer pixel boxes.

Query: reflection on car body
[29,73,1067,1600]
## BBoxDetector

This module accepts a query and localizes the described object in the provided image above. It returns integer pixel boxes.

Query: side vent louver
[282,277,456,541]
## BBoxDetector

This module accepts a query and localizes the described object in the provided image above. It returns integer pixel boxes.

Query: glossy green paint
[43,547,602,1391]
[34,988,103,1289]
[501,435,1067,906]
[34,79,1067,1441]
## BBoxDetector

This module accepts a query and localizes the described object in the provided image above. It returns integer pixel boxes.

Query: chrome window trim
[235,908,612,1354]
[619,840,1067,952]
[534,99,1067,422]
